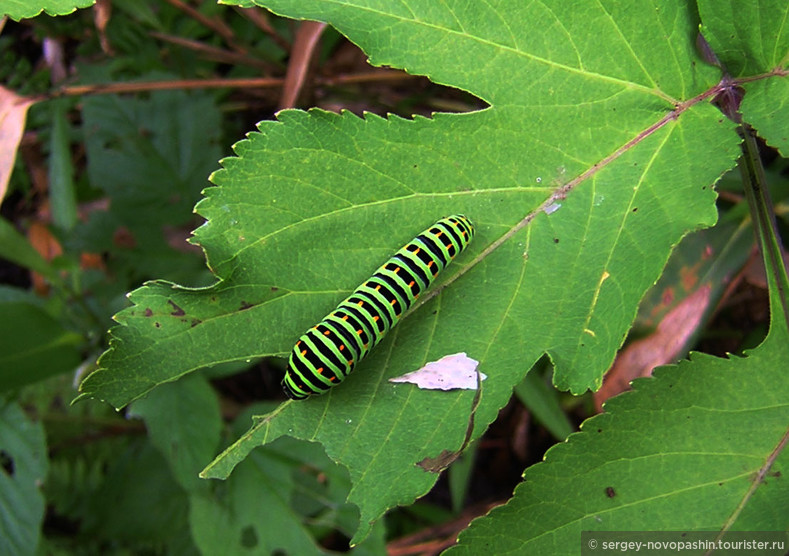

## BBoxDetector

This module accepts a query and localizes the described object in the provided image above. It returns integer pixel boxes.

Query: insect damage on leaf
[389,352,484,391]
[417,363,483,474]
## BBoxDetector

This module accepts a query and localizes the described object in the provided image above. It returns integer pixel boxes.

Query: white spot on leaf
[544,202,561,215]
[389,353,484,390]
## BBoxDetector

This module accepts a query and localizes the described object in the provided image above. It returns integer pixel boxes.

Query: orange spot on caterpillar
[373,315,379,321]
[301,349,307,356]
[323,330,331,335]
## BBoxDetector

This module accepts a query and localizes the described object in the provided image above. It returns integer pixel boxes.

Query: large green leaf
[78,0,788,544]
[447,321,789,553]
[0,0,95,20]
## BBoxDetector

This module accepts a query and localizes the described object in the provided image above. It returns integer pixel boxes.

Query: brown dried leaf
[595,284,712,410]
[0,87,35,205]
[27,220,63,295]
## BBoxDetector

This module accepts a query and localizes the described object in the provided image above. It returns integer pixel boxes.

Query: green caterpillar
[282,214,475,399]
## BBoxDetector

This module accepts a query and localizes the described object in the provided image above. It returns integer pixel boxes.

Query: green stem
[737,123,789,334]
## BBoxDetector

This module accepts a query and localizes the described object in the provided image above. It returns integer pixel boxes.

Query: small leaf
[49,100,78,231]
[389,352,484,391]
[0,290,83,391]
